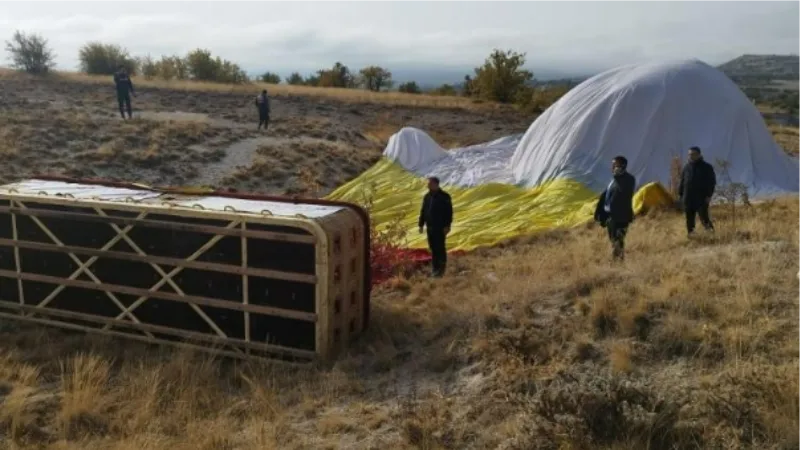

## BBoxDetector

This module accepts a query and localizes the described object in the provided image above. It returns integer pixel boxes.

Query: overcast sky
[1,1,798,81]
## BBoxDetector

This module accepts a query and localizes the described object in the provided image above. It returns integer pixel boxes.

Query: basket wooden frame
[0,182,369,363]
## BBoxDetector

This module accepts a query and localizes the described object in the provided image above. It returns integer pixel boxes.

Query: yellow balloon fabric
[327,158,674,251]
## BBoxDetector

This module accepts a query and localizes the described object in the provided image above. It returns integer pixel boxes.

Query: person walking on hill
[594,156,636,262]
[113,65,135,119]
[419,177,453,278]
[255,89,271,131]
[679,146,716,236]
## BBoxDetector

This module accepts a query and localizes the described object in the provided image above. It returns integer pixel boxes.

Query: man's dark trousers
[118,92,132,119]
[606,219,629,261]
[258,113,270,130]
[685,201,713,233]
[426,227,447,276]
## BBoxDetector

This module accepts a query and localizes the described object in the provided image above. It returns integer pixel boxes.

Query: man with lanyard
[594,156,636,261]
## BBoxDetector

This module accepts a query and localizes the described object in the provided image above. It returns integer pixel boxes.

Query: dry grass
[220,137,380,195]
[0,109,245,185]
[0,198,795,449]
[0,69,502,112]
[769,124,799,155]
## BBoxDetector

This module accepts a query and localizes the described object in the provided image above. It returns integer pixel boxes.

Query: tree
[714,159,751,234]
[260,71,281,84]
[138,54,158,80]
[398,81,421,94]
[5,30,56,74]
[316,62,355,88]
[79,42,137,75]
[462,75,475,97]
[471,49,533,103]
[304,74,320,87]
[286,72,304,85]
[155,55,188,80]
[184,49,247,84]
[431,84,457,96]
[185,48,218,81]
[359,66,393,91]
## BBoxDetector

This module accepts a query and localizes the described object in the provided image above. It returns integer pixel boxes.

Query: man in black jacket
[113,65,135,119]
[419,177,453,277]
[255,89,271,131]
[594,156,636,261]
[678,146,716,235]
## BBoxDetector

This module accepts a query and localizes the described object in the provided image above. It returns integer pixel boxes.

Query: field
[0,71,797,449]
[0,70,530,194]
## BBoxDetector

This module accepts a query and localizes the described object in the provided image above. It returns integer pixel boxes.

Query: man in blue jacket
[594,156,636,261]
[419,177,453,277]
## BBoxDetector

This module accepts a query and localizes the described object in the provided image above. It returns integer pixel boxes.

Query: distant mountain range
[390,67,589,90]
[409,54,799,90]
[717,54,799,82]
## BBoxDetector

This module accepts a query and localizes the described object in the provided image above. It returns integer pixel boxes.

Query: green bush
[398,81,422,94]
[79,42,137,75]
[259,71,281,84]
[285,72,304,85]
[430,84,457,96]
[184,48,247,84]
[154,55,189,81]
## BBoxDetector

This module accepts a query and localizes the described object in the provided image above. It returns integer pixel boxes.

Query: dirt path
[189,136,274,187]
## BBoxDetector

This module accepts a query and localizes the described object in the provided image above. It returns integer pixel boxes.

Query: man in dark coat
[255,89,271,131]
[594,155,637,261]
[678,146,716,235]
[113,65,135,119]
[419,177,453,277]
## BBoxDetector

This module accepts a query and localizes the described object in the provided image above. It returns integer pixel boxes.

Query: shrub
[398,81,422,94]
[259,72,281,84]
[520,84,572,113]
[470,48,533,103]
[285,72,304,85]
[154,55,188,81]
[359,66,393,92]
[184,48,247,84]
[79,42,137,75]
[316,62,355,88]
[430,84,457,96]
[5,30,56,74]
[304,74,320,87]
[138,54,158,80]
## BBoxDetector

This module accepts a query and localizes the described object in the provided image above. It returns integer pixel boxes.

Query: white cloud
[1,1,797,79]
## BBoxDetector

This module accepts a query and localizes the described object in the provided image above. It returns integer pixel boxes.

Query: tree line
[5,30,574,112]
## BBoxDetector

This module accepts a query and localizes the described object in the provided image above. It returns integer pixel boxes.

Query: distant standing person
[679,146,716,236]
[113,65,135,120]
[594,156,636,261]
[255,89,271,131]
[419,177,453,278]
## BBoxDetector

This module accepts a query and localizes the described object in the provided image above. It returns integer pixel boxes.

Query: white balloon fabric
[512,59,799,196]
[383,59,798,199]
